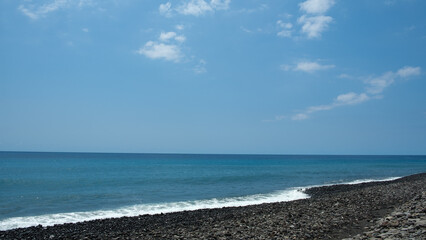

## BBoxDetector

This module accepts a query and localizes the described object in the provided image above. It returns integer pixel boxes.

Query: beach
[1,172,425,239]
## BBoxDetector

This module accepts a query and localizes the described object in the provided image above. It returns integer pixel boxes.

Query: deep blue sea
[1,152,425,230]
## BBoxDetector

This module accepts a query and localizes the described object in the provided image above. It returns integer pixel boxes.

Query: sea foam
[344,176,401,185]
[0,188,308,231]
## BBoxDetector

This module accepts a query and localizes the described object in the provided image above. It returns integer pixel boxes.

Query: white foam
[343,176,401,185]
[298,176,403,191]
[0,188,309,231]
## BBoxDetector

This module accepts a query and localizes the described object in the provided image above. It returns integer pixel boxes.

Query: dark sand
[1,173,425,240]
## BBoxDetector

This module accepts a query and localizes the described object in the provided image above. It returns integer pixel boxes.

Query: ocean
[0,152,425,230]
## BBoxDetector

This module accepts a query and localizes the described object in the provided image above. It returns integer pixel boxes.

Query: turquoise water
[1,152,425,230]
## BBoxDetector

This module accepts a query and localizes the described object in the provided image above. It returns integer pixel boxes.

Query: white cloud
[397,66,421,78]
[298,15,333,38]
[278,66,421,121]
[335,92,369,105]
[177,0,213,16]
[18,6,40,20]
[82,28,89,33]
[295,61,335,72]
[365,72,395,94]
[175,25,185,31]
[281,61,335,73]
[19,0,70,20]
[159,31,177,41]
[159,2,173,17]
[306,104,334,112]
[277,21,293,29]
[137,41,182,62]
[174,35,186,43]
[77,0,95,8]
[277,30,292,38]
[139,28,188,62]
[277,20,293,38]
[240,27,253,33]
[18,0,94,20]
[280,0,335,39]
[299,0,335,14]
[210,0,231,10]
[172,0,231,16]
[365,66,421,94]
[304,92,369,113]
[159,31,186,43]
[291,92,369,121]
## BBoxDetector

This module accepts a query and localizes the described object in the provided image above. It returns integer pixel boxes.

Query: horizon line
[0,150,425,157]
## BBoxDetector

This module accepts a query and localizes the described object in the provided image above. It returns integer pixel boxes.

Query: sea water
[0,152,425,230]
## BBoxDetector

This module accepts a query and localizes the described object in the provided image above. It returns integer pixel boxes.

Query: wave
[343,176,401,185]
[0,176,402,231]
[0,188,309,231]
[297,176,402,191]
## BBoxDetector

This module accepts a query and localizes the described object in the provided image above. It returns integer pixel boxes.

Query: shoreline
[1,173,425,239]
[0,176,405,231]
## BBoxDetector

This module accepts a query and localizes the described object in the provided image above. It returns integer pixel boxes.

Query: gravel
[343,191,425,240]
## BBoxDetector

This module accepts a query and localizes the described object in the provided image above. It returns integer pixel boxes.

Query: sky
[0,0,425,155]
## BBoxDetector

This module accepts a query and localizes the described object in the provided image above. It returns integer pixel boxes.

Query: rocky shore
[343,191,425,240]
[1,173,425,240]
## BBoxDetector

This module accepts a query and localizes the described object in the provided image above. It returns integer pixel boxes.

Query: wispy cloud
[365,66,421,94]
[159,2,173,17]
[18,0,95,20]
[174,35,186,43]
[276,20,293,38]
[210,0,231,10]
[235,4,268,14]
[19,0,70,20]
[273,66,421,121]
[194,59,207,74]
[240,27,253,33]
[338,74,355,79]
[177,0,213,16]
[175,25,185,31]
[364,72,395,94]
[281,61,335,73]
[289,92,369,120]
[396,66,421,78]
[297,0,334,39]
[299,0,335,14]
[159,32,177,42]
[160,0,231,17]
[276,0,335,40]
[298,15,333,39]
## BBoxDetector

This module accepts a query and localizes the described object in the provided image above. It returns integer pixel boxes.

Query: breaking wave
[0,188,308,231]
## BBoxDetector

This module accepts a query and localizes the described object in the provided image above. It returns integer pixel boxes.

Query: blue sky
[1,0,425,155]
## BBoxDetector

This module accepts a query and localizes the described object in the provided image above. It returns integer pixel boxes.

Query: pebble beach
[1,173,425,240]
